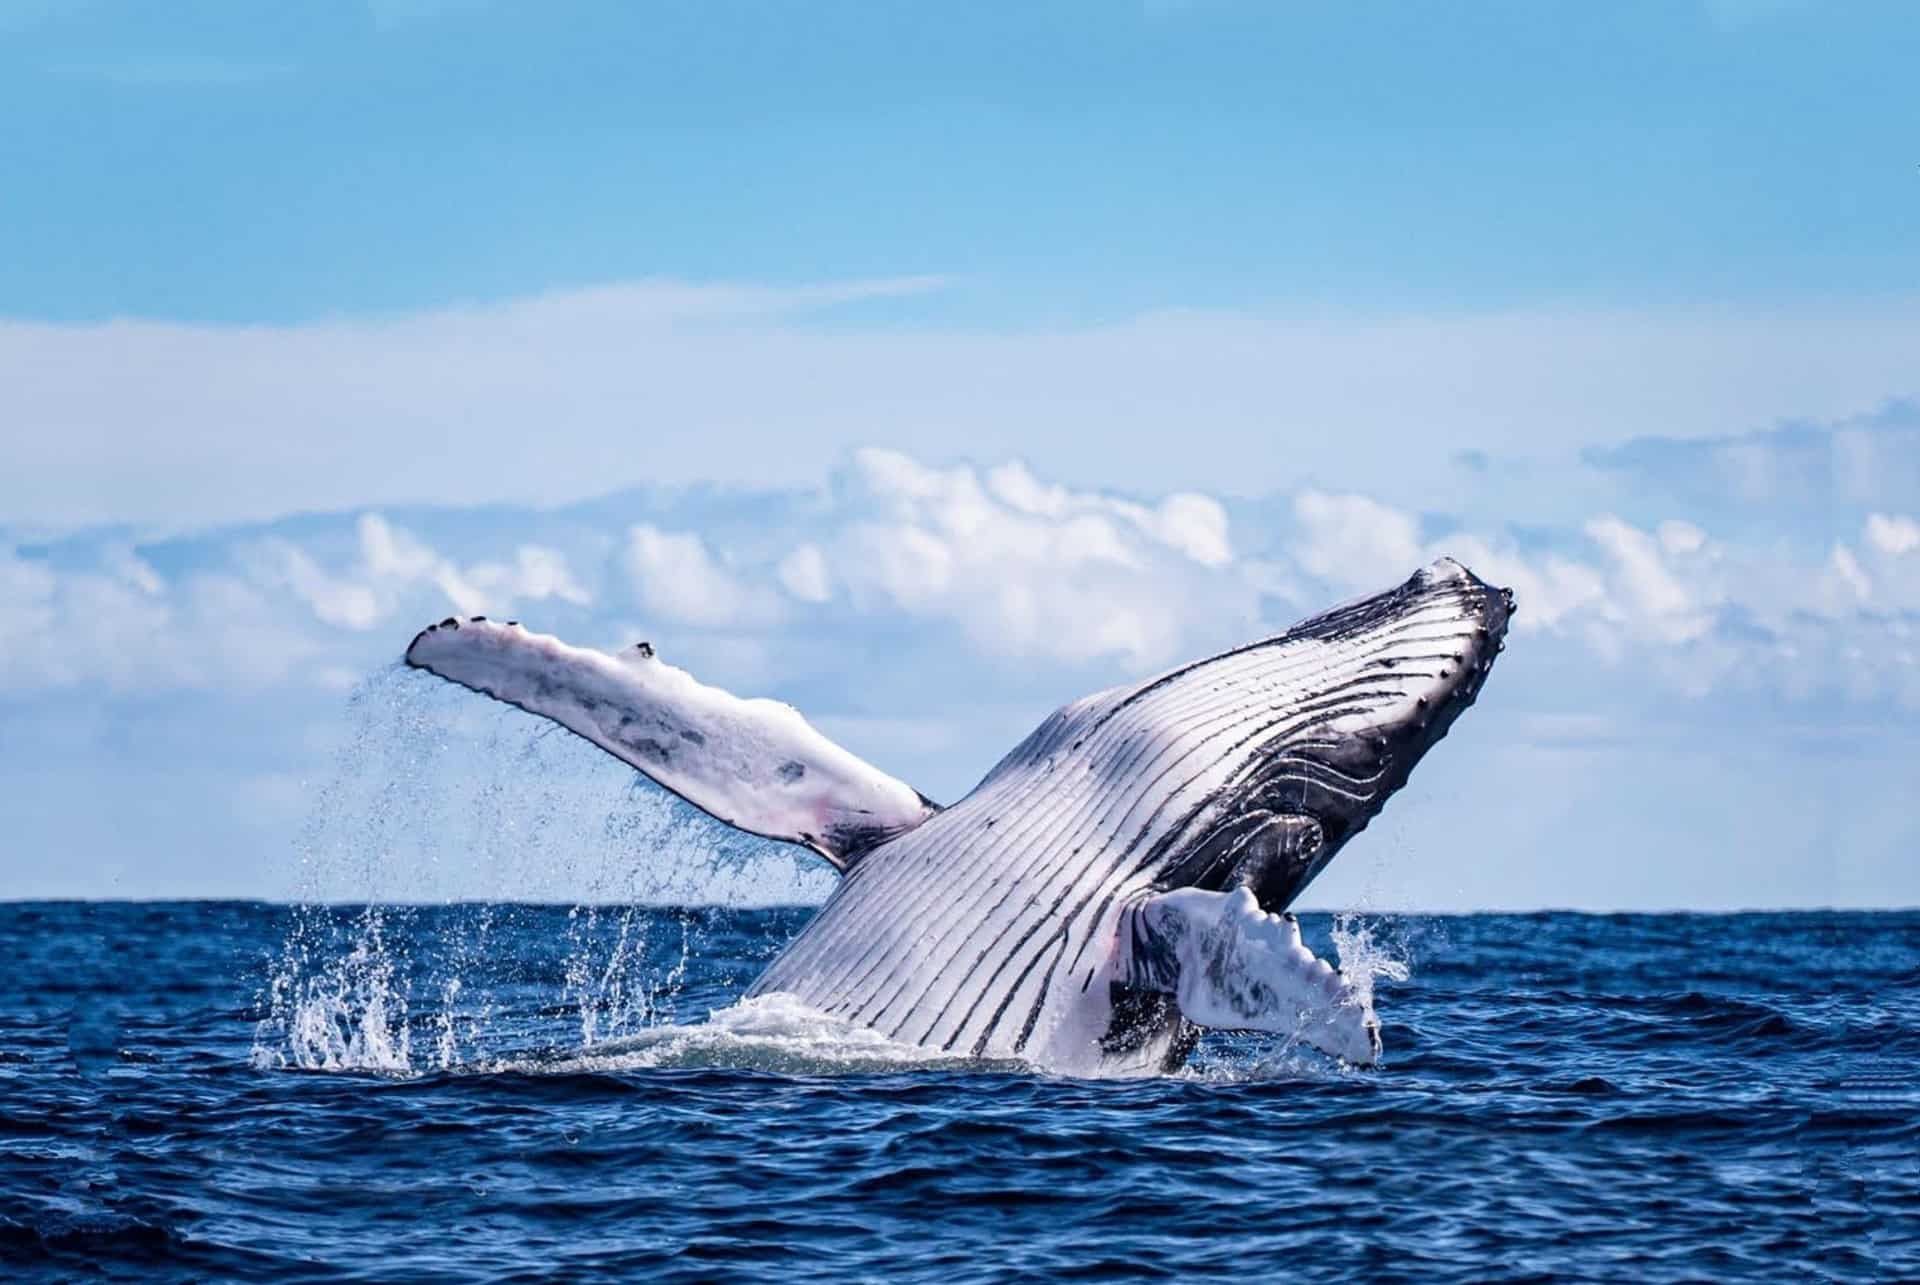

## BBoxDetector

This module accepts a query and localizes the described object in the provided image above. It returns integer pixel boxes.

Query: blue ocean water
[2,901,1914,1282]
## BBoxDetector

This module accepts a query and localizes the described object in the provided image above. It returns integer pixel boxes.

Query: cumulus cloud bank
[5,435,1917,712]
[821,450,1238,666]
[254,514,590,632]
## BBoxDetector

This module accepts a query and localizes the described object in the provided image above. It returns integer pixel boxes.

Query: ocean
[2,900,1913,1282]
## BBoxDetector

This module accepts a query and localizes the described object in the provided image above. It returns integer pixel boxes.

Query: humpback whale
[404,557,1512,1075]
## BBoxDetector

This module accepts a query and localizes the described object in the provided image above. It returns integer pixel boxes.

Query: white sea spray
[510,992,1005,1077]
[252,668,762,1075]
[1330,912,1413,1013]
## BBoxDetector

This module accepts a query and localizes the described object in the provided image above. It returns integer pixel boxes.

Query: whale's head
[1160,557,1514,914]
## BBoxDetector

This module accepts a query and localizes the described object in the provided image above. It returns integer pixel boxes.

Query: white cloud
[0,547,326,694]
[1584,401,1920,518]
[0,548,60,672]
[465,546,593,613]
[818,450,1249,667]
[1288,492,1739,668]
[274,544,384,630]
[624,525,781,628]
[1656,520,1706,557]
[256,513,589,632]
[1828,546,1872,605]
[0,512,596,695]
[1278,489,1916,706]
[4,446,1917,716]
[1584,515,1715,645]
[1866,512,1920,556]
[1153,493,1234,568]
[1289,491,1611,636]
[1290,491,1423,590]
[776,543,832,604]
[1432,534,1606,632]
[1853,514,1920,618]
[981,459,1231,567]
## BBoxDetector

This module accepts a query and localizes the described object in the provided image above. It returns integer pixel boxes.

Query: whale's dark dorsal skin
[406,558,1513,1074]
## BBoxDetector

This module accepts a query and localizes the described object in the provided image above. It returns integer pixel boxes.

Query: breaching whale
[404,557,1513,1075]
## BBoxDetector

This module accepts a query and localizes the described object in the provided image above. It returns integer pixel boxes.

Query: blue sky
[3,2,1917,907]
[5,1,1917,322]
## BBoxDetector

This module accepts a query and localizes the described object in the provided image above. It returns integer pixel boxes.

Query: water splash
[251,667,802,1074]
[1330,912,1413,1013]
[509,992,1020,1077]
[563,905,698,1048]
[254,907,413,1073]
[431,902,495,1070]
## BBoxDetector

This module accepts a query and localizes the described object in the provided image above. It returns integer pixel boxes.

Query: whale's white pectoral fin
[1121,886,1382,1065]
[404,618,937,868]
